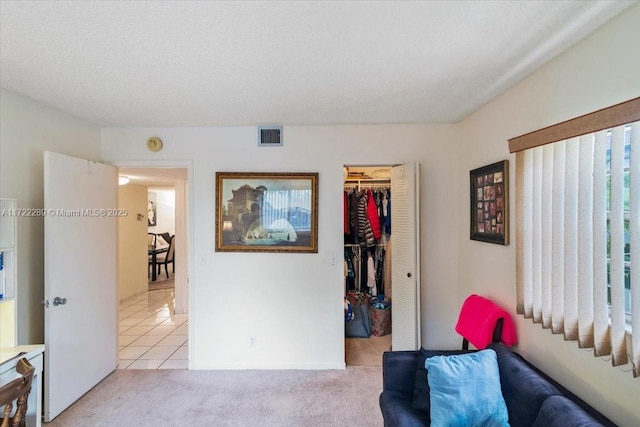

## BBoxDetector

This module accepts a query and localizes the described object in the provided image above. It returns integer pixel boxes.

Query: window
[508,97,640,378]
[605,126,632,319]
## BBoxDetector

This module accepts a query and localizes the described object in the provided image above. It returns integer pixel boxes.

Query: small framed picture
[148,192,157,227]
[470,160,509,245]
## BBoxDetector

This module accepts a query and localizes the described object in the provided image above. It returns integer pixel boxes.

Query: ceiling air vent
[258,126,283,147]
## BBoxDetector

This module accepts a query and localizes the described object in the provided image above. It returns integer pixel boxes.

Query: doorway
[343,165,393,366]
[343,163,422,366]
[116,166,190,369]
[42,154,194,420]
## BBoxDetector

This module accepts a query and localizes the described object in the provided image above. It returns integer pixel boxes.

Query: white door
[44,151,118,421]
[391,163,421,351]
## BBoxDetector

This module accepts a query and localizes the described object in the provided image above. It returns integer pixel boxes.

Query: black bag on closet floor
[345,302,371,338]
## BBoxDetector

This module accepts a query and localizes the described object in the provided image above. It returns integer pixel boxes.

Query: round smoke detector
[146,137,163,152]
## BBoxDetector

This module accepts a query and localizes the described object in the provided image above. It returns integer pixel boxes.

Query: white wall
[457,4,640,425]
[101,124,460,368]
[0,89,102,344]
[148,188,175,236]
[118,183,148,300]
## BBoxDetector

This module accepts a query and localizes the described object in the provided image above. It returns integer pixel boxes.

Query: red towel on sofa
[454,294,517,349]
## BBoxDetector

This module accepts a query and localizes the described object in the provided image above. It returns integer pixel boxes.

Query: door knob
[407,273,412,278]
[53,297,67,306]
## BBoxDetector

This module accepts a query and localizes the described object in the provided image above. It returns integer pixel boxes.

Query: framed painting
[215,172,318,253]
[148,192,157,227]
[470,160,509,245]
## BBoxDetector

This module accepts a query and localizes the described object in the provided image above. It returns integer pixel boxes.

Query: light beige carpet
[345,335,392,367]
[44,366,383,426]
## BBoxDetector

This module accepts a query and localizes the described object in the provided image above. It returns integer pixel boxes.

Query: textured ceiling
[0,1,634,127]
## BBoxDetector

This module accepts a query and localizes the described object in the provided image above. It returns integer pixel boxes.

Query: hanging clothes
[344,259,348,279]
[344,187,391,244]
[349,191,359,242]
[384,236,392,299]
[385,190,391,234]
[375,246,385,297]
[367,252,377,296]
[344,247,356,292]
[344,182,392,298]
[366,189,381,240]
[357,191,375,247]
[381,190,388,223]
[376,190,385,235]
[359,251,368,291]
[343,191,350,235]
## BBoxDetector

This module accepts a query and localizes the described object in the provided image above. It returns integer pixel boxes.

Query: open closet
[343,165,393,366]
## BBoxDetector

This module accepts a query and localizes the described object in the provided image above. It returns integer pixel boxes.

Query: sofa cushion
[412,356,430,413]
[382,351,421,394]
[380,391,430,427]
[532,395,604,427]
[488,343,562,427]
[425,349,509,427]
[412,349,477,412]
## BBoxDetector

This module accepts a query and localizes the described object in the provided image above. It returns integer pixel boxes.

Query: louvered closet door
[390,163,421,351]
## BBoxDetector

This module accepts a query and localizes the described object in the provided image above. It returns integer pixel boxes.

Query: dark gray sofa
[380,343,615,427]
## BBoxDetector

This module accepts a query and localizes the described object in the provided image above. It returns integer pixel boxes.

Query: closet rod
[344,181,390,191]
[344,179,390,184]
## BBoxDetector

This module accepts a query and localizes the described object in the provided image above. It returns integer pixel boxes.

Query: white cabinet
[0,198,17,347]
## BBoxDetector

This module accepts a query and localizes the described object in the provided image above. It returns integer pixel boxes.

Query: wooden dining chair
[0,358,35,427]
[147,233,157,278]
[156,235,175,278]
[159,232,171,246]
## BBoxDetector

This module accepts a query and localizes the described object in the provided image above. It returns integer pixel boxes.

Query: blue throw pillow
[425,349,509,427]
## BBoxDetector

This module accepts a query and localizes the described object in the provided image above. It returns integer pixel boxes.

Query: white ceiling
[119,167,187,187]
[0,1,634,127]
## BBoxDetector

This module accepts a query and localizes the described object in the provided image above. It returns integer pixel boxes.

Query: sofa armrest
[532,396,604,427]
[382,351,420,394]
[487,343,615,427]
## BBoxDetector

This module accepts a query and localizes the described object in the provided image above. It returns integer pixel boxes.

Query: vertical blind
[510,97,640,378]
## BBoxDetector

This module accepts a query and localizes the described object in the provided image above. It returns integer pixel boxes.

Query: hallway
[118,288,188,369]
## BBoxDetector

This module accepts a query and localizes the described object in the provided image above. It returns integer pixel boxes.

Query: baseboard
[191,361,347,370]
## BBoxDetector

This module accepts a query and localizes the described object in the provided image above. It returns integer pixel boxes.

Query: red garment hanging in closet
[366,189,381,240]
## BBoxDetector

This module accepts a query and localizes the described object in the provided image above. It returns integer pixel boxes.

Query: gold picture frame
[470,160,509,245]
[215,172,318,253]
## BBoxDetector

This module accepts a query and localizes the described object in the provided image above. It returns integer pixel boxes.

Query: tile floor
[118,288,188,369]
